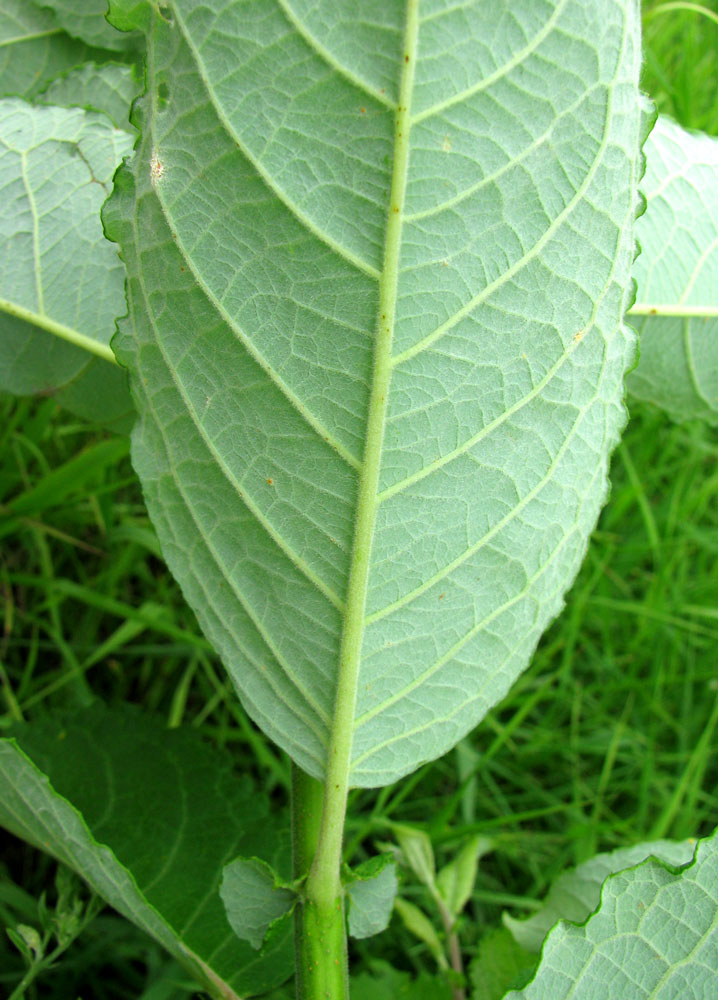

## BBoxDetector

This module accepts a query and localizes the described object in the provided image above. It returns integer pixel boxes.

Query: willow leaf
[106,0,644,786]
[0,98,133,430]
[507,827,718,999]
[628,116,718,423]
[0,0,98,99]
[0,706,293,998]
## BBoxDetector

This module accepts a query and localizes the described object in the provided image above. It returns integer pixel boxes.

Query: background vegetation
[1,2,717,996]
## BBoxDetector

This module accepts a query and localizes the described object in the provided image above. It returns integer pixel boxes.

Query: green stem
[292,764,348,1000]
[291,5,420,996]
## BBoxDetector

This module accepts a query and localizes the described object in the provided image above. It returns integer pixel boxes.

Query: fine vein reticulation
[111,0,643,788]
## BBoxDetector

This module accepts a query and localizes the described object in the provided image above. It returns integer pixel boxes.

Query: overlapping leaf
[628,116,718,423]
[504,838,698,952]
[106,0,644,786]
[0,706,293,998]
[0,98,134,430]
[0,0,97,99]
[507,827,718,999]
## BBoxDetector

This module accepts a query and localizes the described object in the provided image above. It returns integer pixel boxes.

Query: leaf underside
[628,116,718,424]
[507,827,718,999]
[0,98,134,430]
[0,706,293,998]
[107,0,644,786]
[504,838,699,953]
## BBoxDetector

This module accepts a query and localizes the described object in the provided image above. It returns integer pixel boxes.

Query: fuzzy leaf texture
[503,838,699,953]
[0,706,293,998]
[0,98,134,430]
[106,0,644,786]
[627,117,718,423]
[506,827,718,999]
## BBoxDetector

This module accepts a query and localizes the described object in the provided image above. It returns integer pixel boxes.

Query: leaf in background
[345,855,398,939]
[393,898,446,968]
[35,0,143,52]
[436,835,492,919]
[0,0,98,100]
[220,858,295,950]
[0,99,134,431]
[0,706,293,998]
[469,928,536,1000]
[105,1,644,787]
[504,837,698,953]
[506,827,718,999]
[628,116,718,423]
[39,61,139,131]
[351,963,452,1000]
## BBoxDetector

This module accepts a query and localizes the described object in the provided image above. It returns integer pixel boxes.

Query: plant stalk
[292,764,348,1000]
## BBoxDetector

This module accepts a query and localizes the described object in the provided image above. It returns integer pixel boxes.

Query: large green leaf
[105,1,644,787]
[0,706,293,998]
[0,98,134,431]
[0,0,98,100]
[506,827,718,999]
[38,61,139,131]
[35,0,143,52]
[503,838,698,953]
[628,116,718,423]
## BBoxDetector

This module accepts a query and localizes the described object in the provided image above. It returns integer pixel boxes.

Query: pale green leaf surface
[506,828,718,999]
[0,98,133,429]
[106,1,644,786]
[39,61,139,131]
[504,838,698,953]
[35,0,142,52]
[346,856,398,939]
[0,707,293,998]
[0,0,96,100]
[220,858,295,950]
[628,116,718,423]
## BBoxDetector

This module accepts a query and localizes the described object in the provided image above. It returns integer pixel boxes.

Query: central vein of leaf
[305,1,420,908]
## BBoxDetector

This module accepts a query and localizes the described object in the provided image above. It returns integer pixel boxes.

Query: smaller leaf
[436,835,492,919]
[506,828,718,1000]
[36,0,141,52]
[393,898,446,969]
[503,838,698,953]
[469,928,536,1000]
[392,826,437,894]
[220,858,295,951]
[345,856,397,940]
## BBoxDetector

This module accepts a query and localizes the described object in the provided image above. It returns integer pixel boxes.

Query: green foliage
[507,827,718,998]
[0,706,293,997]
[470,928,536,1000]
[628,115,718,422]
[503,837,698,952]
[220,858,295,951]
[0,99,134,430]
[105,0,644,792]
[0,1,717,998]
[344,855,398,940]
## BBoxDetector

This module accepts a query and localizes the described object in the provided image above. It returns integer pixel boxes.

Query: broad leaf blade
[628,117,718,423]
[0,98,134,430]
[504,838,698,953]
[0,0,97,100]
[39,61,139,131]
[35,0,143,52]
[0,707,293,998]
[106,1,644,787]
[506,827,718,999]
